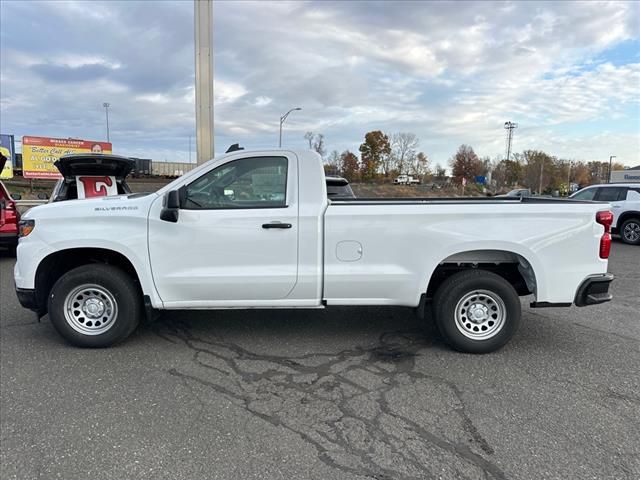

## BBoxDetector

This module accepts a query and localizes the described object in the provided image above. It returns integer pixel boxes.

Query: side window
[184,156,288,209]
[596,187,625,202]
[572,188,598,200]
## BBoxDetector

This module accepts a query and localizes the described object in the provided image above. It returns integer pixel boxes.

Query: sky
[1,0,639,167]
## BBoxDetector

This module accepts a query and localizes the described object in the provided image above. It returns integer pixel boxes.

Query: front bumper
[574,273,614,307]
[15,287,39,312]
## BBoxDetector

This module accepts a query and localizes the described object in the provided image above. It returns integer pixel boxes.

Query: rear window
[627,189,640,200]
[326,182,354,198]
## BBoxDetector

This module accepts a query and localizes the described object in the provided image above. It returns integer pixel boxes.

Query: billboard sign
[0,134,15,179]
[610,170,640,183]
[21,136,112,179]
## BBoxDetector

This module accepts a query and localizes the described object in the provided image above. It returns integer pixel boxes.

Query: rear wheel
[48,264,141,347]
[432,270,521,353]
[620,218,640,245]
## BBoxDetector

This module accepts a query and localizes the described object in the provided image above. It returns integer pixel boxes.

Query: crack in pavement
[152,318,506,480]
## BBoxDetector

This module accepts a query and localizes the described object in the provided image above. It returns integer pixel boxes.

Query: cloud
[0,0,638,166]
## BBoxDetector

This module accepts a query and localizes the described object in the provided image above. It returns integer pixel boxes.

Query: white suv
[571,183,640,245]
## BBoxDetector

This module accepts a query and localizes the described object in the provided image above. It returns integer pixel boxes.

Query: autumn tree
[359,130,391,181]
[522,150,555,193]
[340,150,360,182]
[573,162,591,187]
[450,145,483,185]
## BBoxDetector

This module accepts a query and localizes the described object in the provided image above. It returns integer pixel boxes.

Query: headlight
[19,219,35,237]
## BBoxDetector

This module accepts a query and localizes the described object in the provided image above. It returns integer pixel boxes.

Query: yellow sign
[22,136,112,179]
[0,146,13,179]
[0,133,15,179]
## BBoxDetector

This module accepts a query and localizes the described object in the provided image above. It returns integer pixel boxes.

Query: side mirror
[160,190,180,223]
[37,192,49,200]
[12,193,22,200]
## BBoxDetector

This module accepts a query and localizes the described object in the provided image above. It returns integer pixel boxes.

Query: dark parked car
[325,176,355,199]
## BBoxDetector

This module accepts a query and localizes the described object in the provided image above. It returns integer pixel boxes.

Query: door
[595,187,627,224]
[148,154,299,306]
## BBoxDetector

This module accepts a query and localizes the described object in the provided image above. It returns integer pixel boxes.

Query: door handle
[262,222,292,229]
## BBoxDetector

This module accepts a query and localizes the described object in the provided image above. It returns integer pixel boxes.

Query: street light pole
[279,107,302,148]
[102,102,111,143]
[608,155,616,183]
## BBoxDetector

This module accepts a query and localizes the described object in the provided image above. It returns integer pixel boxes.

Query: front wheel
[620,218,640,245]
[432,270,521,354]
[48,264,141,347]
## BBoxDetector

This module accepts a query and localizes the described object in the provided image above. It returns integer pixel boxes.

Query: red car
[0,155,21,250]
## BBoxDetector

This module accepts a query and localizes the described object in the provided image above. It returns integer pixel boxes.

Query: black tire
[48,264,141,347]
[620,218,640,245]
[432,270,521,354]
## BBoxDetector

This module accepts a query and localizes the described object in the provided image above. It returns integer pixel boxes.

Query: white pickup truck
[15,149,614,353]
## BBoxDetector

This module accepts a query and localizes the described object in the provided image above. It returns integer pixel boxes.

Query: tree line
[450,145,626,193]
[305,131,625,192]
[306,130,440,183]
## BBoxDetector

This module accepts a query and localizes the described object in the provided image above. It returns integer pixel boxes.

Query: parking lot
[0,241,638,480]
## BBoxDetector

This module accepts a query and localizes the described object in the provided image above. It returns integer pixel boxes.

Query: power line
[504,121,518,161]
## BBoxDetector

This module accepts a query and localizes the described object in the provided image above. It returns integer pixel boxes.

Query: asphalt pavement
[1,241,638,480]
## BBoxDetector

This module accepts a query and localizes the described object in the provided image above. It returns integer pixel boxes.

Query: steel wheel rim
[64,284,118,335]
[623,222,640,242]
[454,289,506,340]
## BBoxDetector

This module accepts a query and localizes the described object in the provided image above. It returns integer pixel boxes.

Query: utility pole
[194,0,214,164]
[504,121,518,161]
[608,155,616,183]
[539,159,544,195]
[102,102,111,142]
[566,160,571,196]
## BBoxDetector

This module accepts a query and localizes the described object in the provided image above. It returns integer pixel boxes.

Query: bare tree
[391,133,419,175]
[313,133,326,160]
[304,132,314,149]
[409,152,430,178]
[326,150,340,175]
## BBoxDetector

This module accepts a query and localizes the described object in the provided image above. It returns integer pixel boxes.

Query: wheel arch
[425,249,538,301]
[617,210,640,230]
[34,247,143,315]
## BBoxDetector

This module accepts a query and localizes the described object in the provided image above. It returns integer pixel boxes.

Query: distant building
[610,165,640,183]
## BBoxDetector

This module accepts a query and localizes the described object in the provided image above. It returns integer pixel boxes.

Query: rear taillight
[6,200,16,211]
[596,211,613,259]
